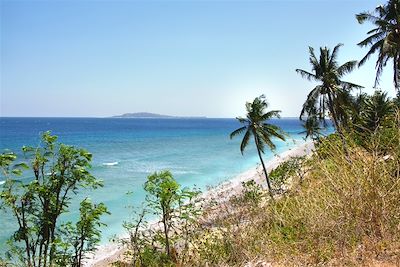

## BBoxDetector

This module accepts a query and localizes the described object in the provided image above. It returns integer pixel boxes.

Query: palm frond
[358,40,384,66]
[240,130,251,155]
[340,81,364,90]
[358,31,385,47]
[337,60,358,76]
[261,110,281,121]
[263,124,286,141]
[295,69,318,81]
[300,85,323,120]
[236,117,250,124]
[329,43,343,67]
[258,130,276,151]
[229,126,247,139]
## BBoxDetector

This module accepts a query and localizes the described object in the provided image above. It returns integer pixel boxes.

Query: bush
[241,179,263,204]
[269,156,305,191]
[119,171,201,266]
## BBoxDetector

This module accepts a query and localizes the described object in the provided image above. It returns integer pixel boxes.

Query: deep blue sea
[0,117,307,253]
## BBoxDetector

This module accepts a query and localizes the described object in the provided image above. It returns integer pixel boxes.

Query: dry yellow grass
[184,116,400,266]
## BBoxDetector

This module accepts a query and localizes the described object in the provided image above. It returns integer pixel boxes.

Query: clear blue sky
[0,0,396,118]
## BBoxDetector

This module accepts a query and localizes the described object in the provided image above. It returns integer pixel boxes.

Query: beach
[85,141,315,266]
[0,118,308,256]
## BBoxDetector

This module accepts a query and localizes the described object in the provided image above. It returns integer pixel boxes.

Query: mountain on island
[112,112,173,118]
[112,112,206,119]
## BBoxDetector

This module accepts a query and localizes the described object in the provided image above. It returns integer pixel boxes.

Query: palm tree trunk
[327,92,349,156]
[254,135,274,198]
[396,55,400,91]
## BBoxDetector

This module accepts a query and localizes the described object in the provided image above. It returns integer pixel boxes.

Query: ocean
[0,117,307,253]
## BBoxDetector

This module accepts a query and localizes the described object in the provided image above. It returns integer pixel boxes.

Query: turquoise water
[0,118,306,252]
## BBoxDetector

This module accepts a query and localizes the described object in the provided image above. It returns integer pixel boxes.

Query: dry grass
[185,119,400,266]
[110,113,400,267]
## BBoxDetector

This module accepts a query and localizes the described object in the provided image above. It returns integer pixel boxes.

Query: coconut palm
[230,95,286,196]
[296,44,363,131]
[301,115,323,141]
[360,90,395,131]
[356,1,400,91]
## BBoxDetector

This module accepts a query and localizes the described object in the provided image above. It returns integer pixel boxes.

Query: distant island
[111,112,206,119]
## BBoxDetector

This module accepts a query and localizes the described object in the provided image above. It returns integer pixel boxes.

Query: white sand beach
[85,141,315,266]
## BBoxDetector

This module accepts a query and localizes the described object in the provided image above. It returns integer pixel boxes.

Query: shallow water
[0,117,307,253]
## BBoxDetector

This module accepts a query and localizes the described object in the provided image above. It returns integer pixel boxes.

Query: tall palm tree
[296,44,363,131]
[230,95,286,196]
[357,1,400,91]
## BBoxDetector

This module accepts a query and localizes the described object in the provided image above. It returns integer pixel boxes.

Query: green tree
[57,199,109,267]
[143,170,200,260]
[230,95,286,197]
[296,44,362,131]
[357,1,400,91]
[0,132,108,267]
[301,115,323,141]
[359,90,395,132]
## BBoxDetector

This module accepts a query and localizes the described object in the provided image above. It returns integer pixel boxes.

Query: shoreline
[85,141,315,266]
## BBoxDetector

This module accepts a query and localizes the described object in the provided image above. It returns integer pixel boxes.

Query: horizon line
[0,116,302,119]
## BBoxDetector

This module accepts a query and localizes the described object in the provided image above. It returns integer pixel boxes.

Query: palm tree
[230,95,286,196]
[360,90,395,131]
[296,44,363,131]
[300,115,323,141]
[356,1,400,91]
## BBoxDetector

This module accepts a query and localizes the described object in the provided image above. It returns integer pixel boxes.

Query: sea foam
[102,162,119,166]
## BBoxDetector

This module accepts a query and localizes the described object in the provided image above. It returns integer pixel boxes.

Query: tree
[357,1,400,91]
[0,132,108,267]
[296,44,362,131]
[143,170,200,261]
[359,90,395,132]
[230,95,286,197]
[57,199,109,267]
[300,115,323,141]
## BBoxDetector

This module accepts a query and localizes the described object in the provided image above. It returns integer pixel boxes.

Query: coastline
[85,140,315,266]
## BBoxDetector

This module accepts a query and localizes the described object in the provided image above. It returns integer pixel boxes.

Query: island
[111,112,207,119]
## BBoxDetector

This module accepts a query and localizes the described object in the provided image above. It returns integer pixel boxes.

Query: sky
[0,0,398,118]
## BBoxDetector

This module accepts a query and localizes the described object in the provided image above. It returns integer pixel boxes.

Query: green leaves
[297,44,362,130]
[230,95,287,196]
[230,95,286,154]
[141,171,201,260]
[0,132,108,267]
[356,0,400,90]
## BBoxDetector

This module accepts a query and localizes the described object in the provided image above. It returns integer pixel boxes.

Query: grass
[114,112,400,266]
[182,115,400,266]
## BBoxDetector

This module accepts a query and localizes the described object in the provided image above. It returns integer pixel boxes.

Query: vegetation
[165,109,399,266]
[2,1,400,266]
[113,2,400,261]
[230,95,286,197]
[0,132,109,267]
[300,115,323,141]
[116,171,201,266]
[296,44,362,131]
[357,0,400,90]
[269,156,306,190]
